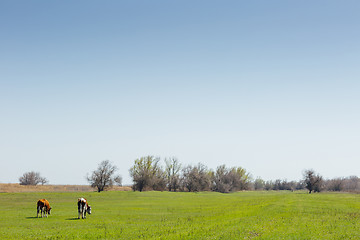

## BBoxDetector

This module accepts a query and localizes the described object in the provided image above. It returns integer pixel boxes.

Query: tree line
[250,170,360,193]
[129,156,251,193]
[128,157,360,193]
[19,157,360,193]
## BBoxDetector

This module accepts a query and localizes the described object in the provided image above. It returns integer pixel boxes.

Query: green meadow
[1,191,360,239]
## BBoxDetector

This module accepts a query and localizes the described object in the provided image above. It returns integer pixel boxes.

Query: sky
[1,1,360,185]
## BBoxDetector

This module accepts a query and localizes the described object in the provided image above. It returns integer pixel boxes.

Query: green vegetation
[1,191,360,239]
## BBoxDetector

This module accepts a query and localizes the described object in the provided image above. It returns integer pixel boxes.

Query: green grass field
[1,191,360,239]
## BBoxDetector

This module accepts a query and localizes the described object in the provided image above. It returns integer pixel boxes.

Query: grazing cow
[78,198,91,219]
[37,199,51,218]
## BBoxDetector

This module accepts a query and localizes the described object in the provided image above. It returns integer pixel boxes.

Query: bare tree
[19,171,48,185]
[343,176,360,192]
[211,164,232,193]
[211,165,251,193]
[87,160,122,192]
[303,169,323,193]
[254,177,265,190]
[165,157,181,192]
[229,166,251,190]
[129,156,166,191]
[114,175,123,186]
[264,180,274,190]
[181,163,211,192]
[325,178,345,192]
[271,179,298,191]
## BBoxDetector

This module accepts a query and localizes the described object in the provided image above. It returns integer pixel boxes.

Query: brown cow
[37,199,51,218]
[78,198,91,219]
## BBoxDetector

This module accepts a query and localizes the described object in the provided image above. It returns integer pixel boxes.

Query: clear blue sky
[1,1,359,185]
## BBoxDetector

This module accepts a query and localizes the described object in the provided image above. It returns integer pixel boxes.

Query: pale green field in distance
[1,191,360,239]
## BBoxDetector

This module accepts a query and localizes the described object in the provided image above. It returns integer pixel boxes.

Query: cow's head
[87,206,91,215]
[48,207,52,215]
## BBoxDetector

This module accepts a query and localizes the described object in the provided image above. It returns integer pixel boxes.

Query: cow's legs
[37,206,40,217]
[77,201,87,219]
[39,207,43,217]
[78,202,81,219]
[81,202,86,219]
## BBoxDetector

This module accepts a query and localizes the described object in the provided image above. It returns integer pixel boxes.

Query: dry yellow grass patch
[0,183,131,193]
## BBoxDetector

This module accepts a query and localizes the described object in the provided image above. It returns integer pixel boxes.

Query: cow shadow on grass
[25,217,80,220]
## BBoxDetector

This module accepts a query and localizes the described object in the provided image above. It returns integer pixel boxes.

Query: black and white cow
[77,198,91,219]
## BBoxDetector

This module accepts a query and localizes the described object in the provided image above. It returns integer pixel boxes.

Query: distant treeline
[129,156,360,193]
[253,175,360,193]
[19,156,360,194]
